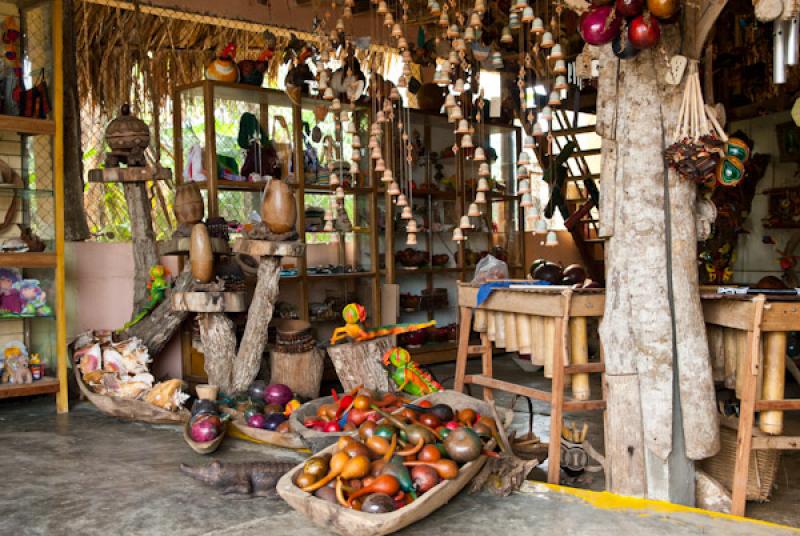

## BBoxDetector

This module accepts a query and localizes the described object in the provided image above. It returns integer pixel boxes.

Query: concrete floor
[0,356,798,535]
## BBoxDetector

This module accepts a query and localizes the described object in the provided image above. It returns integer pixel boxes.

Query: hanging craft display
[663,62,750,189]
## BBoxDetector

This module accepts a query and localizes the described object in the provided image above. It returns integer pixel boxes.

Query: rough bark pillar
[123,182,159,313]
[198,312,237,394]
[62,0,90,241]
[230,257,281,392]
[596,27,719,504]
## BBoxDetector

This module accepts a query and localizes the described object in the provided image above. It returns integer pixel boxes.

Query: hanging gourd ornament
[725,138,750,163]
[615,0,644,18]
[647,0,679,20]
[580,6,621,46]
[628,14,660,49]
[612,30,640,59]
[716,156,745,187]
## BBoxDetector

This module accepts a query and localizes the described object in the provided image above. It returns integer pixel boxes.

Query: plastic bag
[471,254,509,284]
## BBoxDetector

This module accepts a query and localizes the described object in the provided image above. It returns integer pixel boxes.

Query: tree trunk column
[197,312,237,394]
[595,31,719,504]
[231,256,282,392]
[122,182,159,312]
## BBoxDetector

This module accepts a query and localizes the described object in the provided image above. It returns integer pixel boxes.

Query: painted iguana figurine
[329,303,435,345]
[382,346,442,396]
[120,265,170,331]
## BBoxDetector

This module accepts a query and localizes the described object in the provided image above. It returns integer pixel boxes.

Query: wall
[65,242,182,379]
[729,111,797,284]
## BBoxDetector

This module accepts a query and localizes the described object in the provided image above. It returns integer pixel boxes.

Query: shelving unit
[381,109,522,364]
[172,83,379,383]
[0,0,67,411]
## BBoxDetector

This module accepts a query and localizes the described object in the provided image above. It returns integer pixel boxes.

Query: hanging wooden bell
[468,202,481,217]
[352,135,362,149]
[479,162,491,176]
[430,1,441,15]
[522,6,535,23]
[376,158,386,172]
[461,134,474,148]
[541,31,555,48]
[407,219,419,232]
[540,106,553,121]
[478,177,490,191]
[407,232,418,245]
[396,193,408,207]
[475,191,487,204]
[553,59,567,74]
[518,179,531,194]
[453,228,465,241]
[382,168,393,182]
[544,230,559,247]
[474,147,487,161]
[401,206,414,219]
[548,91,561,106]
[509,13,521,30]
[501,26,514,43]
[459,215,474,229]
[518,165,530,178]
[531,18,545,34]
[470,12,483,28]
[392,23,403,38]
[388,181,401,195]
[554,76,568,90]
[384,12,395,27]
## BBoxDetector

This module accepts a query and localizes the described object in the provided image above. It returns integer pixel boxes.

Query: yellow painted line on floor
[521,481,800,533]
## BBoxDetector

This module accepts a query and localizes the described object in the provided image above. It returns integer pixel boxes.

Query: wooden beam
[463,374,552,403]
[752,436,800,450]
[754,399,800,411]
[0,377,59,399]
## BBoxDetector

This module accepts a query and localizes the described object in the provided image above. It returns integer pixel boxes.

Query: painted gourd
[646,0,679,20]
[725,138,750,163]
[261,180,297,234]
[579,6,621,46]
[628,15,661,49]
[716,157,745,187]
[174,182,204,225]
[190,223,214,283]
[615,0,644,17]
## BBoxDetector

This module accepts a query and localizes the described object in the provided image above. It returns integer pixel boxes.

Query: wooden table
[701,293,800,516]
[453,283,607,484]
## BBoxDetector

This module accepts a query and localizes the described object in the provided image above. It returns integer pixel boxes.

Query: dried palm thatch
[75,1,297,112]
[75,0,400,114]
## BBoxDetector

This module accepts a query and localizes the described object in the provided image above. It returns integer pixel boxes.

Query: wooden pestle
[569,317,590,401]
[759,332,787,435]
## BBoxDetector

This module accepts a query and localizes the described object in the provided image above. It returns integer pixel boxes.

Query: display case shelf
[0,116,55,136]
[0,252,57,268]
[0,376,59,399]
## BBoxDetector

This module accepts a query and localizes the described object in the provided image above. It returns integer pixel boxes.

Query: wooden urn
[174,182,204,225]
[261,179,296,234]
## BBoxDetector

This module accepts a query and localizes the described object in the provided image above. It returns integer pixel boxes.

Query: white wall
[730,112,798,284]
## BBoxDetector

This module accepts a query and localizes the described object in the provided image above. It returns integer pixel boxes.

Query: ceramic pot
[190,223,214,283]
[261,180,297,234]
[174,183,204,225]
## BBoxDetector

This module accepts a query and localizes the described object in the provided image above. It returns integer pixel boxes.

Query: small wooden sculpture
[382,347,441,396]
[206,43,239,82]
[104,104,150,168]
[180,460,295,496]
[190,223,214,283]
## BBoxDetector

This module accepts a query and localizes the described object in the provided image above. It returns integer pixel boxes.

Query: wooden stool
[454,284,607,484]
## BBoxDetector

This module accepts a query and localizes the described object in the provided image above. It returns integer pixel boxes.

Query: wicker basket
[700,426,781,502]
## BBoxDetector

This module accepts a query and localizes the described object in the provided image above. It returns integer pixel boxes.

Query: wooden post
[197,312,237,394]
[230,256,281,392]
[123,182,160,314]
[481,332,493,402]
[543,317,555,378]
[547,290,572,484]
[570,317,590,401]
[454,306,472,393]
[723,328,737,389]
[596,29,720,503]
[731,296,766,517]
[759,331,787,435]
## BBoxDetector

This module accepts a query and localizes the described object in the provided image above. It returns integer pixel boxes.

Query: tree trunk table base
[327,337,393,392]
[271,348,325,399]
[233,238,305,258]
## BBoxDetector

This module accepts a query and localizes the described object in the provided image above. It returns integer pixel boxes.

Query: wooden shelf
[88,166,172,183]
[193,179,267,192]
[0,116,55,136]
[0,377,59,399]
[306,271,376,280]
[0,252,57,268]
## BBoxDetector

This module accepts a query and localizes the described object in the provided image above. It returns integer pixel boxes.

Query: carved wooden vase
[261,179,296,235]
[190,223,214,283]
[174,182,204,225]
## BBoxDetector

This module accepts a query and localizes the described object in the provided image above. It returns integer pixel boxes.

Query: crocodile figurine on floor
[180,460,295,497]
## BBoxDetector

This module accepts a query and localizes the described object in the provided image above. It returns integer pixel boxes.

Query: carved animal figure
[180,460,295,497]
[382,347,441,396]
[329,303,436,345]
